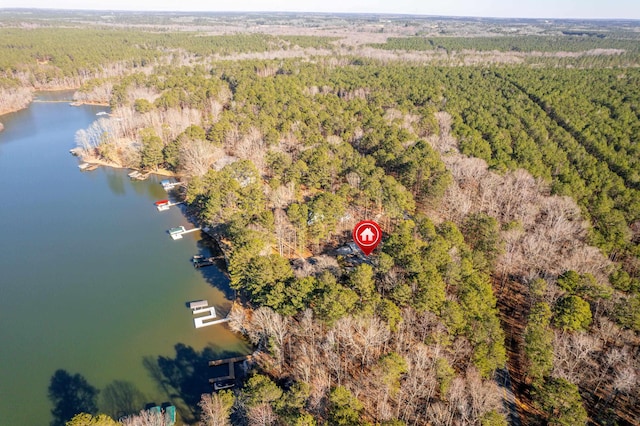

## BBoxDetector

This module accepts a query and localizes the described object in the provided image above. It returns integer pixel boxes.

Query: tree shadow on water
[48,369,99,426]
[143,343,241,424]
[99,380,148,420]
[194,234,236,301]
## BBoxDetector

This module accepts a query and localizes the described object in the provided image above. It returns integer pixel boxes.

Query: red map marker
[352,220,382,256]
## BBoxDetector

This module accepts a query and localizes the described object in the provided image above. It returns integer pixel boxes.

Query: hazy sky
[2,0,640,19]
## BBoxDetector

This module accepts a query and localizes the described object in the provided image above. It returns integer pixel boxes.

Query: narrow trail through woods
[494,278,533,425]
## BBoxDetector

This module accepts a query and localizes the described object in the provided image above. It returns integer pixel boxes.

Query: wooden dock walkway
[182,227,201,235]
[154,200,185,212]
[169,226,201,240]
[78,163,99,172]
[156,201,184,211]
[209,355,251,367]
[208,355,252,384]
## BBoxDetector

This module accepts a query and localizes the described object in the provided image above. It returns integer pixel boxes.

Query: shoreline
[0,86,98,120]
[0,103,31,131]
[81,156,179,178]
[70,101,110,107]
[0,103,32,118]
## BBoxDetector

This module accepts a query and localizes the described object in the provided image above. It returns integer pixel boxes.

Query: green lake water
[0,93,250,425]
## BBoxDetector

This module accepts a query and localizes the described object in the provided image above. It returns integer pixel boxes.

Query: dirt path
[493,277,538,425]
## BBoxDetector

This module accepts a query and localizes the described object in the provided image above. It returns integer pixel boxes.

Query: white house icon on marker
[360,227,375,243]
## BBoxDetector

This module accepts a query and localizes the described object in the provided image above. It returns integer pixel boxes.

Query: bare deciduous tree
[120,410,171,426]
[179,139,224,177]
[247,403,277,426]
[553,331,602,384]
[198,393,232,426]
[0,86,33,115]
[73,81,114,104]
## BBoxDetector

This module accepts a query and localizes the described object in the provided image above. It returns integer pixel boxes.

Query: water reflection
[102,168,176,203]
[142,176,173,200]
[131,178,147,197]
[105,169,127,196]
[33,91,75,102]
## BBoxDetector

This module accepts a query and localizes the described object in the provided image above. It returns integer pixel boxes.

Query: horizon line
[2,7,640,22]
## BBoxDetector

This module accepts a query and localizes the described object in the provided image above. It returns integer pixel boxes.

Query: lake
[0,93,250,425]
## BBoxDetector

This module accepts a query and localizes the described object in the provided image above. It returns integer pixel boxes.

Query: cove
[0,92,250,425]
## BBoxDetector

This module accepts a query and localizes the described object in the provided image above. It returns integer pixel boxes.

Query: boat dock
[155,199,184,212]
[141,405,175,425]
[188,300,209,310]
[128,170,151,181]
[168,226,186,239]
[168,226,201,240]
[208,355,252,389]
[192,306,219,328]
[190,301,231,328]
[160,179,181,191]
[78,163,99,172]
[192,255,219,268]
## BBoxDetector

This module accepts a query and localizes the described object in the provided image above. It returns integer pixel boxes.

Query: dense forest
[1,13,639,426]
[370,35,640,54]
[0,27,335,116]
